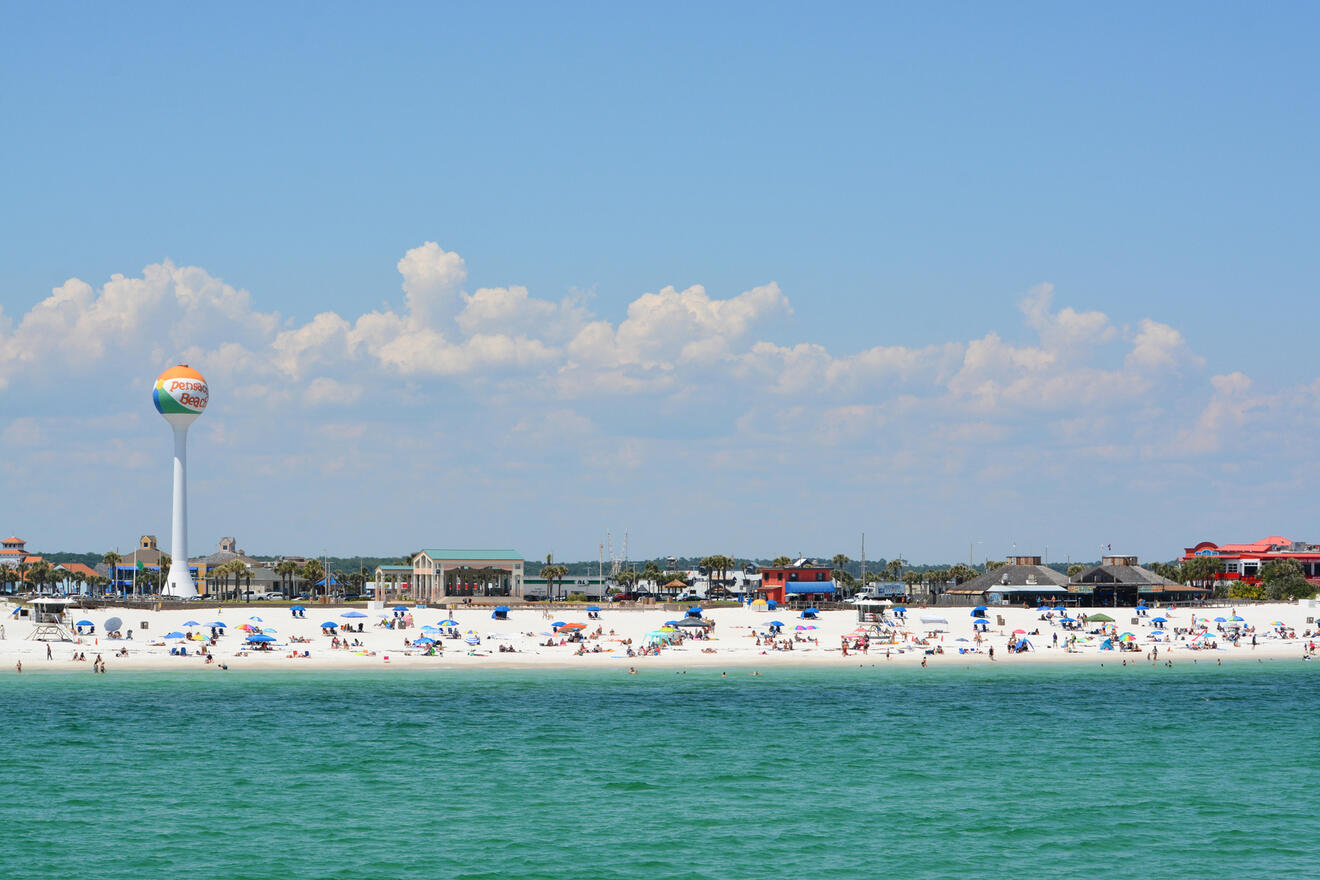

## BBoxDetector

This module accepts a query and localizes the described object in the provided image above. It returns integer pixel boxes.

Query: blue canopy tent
[491,605,510,620]
[767,600,778,610]
[246,634,276,643]
[800,607,819,619]
[786,583,836,598]
[685,606,703,618]
[341,611,367,619]
[971,605,988,618]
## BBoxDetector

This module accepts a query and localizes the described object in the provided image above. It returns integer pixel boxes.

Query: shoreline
[4,599,1316,677]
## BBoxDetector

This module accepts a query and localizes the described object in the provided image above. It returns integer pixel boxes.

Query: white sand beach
[3,599,1318,673]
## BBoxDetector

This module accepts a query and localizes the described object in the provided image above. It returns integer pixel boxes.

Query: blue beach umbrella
[1036,604,1049,611]
[1152,616,1168,623]
[892,606,906,613]
[552,621,566,628]
[768,620,785,627]
[208,621,226,628]
[248,616,263,623]
[1229,615,1245,622]
[164,631,185,639]
[182,620,199,627]
[341,611,367,619]
[1053,606,1067,612]
[414,637,435,646]
[394,605,409,611]
[420,625,440,633]
[246,634,275,643]
[439,619,459,626]
[75,619,94,627]
[586,605,601,612]
[290,605,305,612]
[321,621,339,629]
[1214,617,1227,623]
[464,636,480,645]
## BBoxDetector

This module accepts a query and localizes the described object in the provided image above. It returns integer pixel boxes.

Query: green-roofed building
[410,549,525,601]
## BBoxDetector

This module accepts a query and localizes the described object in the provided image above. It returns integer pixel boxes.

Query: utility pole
[860,532,866,590]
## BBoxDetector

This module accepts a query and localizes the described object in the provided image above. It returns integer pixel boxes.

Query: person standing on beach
[46,643,52,660]
[15,660,21,673]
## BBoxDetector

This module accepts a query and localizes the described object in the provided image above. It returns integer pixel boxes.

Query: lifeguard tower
[27,597,75,641]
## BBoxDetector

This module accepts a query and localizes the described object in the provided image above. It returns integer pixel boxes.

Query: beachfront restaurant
[1068,555,1208,606]
[757,563,836,605]
[410,550,525,602]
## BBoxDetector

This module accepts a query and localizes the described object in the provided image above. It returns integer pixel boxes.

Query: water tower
[153,365,208,598]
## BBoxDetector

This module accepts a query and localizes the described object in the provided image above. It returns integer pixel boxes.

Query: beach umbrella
[164,631,185,639]
[439,619,459,626]
[246,634,275,643]
[794,624,817,631]
[1036,604,1049,611]
[182,620,199,627]
[1213,616,1227,623]
[104,616,123,631]
[393,605,409,612]
[464,636,480,645]
[1118,632,1135,642]
[1229,615,1245,622]
[586,605,601,612]
[207,621,225,629]
[892,606,906,613]
[290,605,305,612]
[414,637,435,646]
[768,620,785,627]
[1271,620,1285,627]
[341,611,367,619]
[321,621,339,629]
[559,623,586,631]
[249,616,263,622]
[1053,605,1067,612]
[1151,616,1168,623]
[1090,613,1115,623]
[552,620,566,628]
[75,619,94,627]
[420,625,440,632]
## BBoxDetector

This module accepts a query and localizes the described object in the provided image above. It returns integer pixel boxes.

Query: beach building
[1182,536,1320,583]
[943,555,1071,606]
[757,562,836,604]
[108,535,201,594]
[1068,555,1207,605]
[410,550,525,602]
[372,564,413,603]
[0,536,41,568]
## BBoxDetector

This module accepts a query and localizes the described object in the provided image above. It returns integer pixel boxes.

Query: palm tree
[771,556,792,568]
[300,560,325,600]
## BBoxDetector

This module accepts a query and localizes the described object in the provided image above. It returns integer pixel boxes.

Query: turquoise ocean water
[2,662,1317,879]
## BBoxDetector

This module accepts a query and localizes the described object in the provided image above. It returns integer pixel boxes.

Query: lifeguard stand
[27,597,75,642]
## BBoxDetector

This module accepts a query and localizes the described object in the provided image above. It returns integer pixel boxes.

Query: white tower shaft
[163,423,198,598]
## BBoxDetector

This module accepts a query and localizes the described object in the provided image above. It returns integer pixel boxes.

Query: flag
[136,560,145,570]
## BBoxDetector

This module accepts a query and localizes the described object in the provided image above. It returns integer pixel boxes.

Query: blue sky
[2,2,1318,563]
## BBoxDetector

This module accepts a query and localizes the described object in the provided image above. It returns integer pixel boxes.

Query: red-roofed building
[757,562,836,604]
[1182,536,1320,582]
